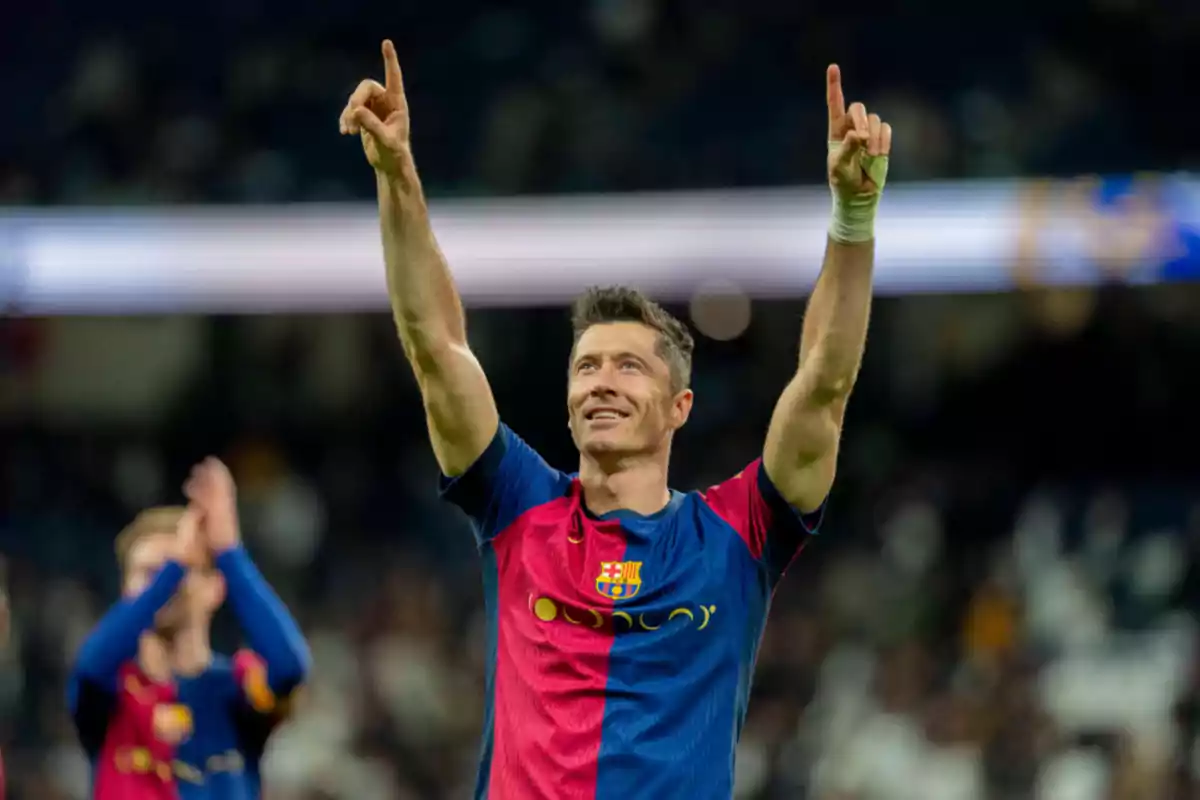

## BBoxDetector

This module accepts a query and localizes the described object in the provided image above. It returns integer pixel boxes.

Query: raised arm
[185,458,310,701]
[762,65,891,513]
[340,40,498,476]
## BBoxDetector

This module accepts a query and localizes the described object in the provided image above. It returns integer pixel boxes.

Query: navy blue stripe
[594,495,750,800]
[756,465,824,585]
[473,546,500,800]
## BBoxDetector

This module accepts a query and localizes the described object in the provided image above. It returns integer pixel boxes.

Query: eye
[576,362,596,374]
[619,360,642,372]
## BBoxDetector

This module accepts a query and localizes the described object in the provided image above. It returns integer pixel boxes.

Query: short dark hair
[570,286,694,392]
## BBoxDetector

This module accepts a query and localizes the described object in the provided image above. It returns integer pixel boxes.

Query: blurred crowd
[3,0,1198,205]
[1,285,1200,798]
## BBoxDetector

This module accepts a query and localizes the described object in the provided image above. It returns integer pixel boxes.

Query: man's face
[125,533,224,634]
[567,322,692,460]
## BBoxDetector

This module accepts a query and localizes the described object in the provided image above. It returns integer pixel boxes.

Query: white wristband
[827,140,887,244]
[829,194,878,244]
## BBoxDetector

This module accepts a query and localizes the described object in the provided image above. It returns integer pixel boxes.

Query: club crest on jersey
[596,561,642,600]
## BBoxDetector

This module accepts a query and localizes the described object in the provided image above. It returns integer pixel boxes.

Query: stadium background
[3,0,1200,798]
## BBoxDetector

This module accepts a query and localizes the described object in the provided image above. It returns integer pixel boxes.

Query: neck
[138,623,212,681]
[578,449,671,516]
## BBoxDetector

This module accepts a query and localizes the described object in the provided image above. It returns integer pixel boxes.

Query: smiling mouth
[584,408,630,422]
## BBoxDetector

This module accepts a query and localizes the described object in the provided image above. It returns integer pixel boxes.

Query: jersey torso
[442,424,819,800]
[80,653,273,799]
[170,660,266,800]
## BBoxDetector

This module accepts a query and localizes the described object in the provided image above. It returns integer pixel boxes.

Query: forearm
[375,170,500,475]
[763,190,879,510]
[795,122,887,395]
[377,171,467,367]
[797,237,874,400]
[72,562,185,686]
[216,547,310,691]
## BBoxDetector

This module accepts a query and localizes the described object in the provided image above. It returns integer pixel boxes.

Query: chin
[154,605,184,634]
[583,440,618,456]
[153,619,181,638]
[581,432,637,457]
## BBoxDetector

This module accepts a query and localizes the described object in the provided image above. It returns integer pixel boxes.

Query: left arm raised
[763,65,891,512]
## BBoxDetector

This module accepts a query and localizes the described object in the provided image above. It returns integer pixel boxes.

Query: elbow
[802,346,860,408]
[276,637,313,690]
[71,653,101,684]
[71,643,115,688]
[406,337,481,397]
[293,641,313,685]
[260,646,310,700]
[804,364,858,411]
[396,318,466,376]
[810,372,856,407]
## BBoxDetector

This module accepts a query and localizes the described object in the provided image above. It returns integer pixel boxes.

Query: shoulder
[229,649,260,676]
[114,661,141,683]
[441,423,574,544]
[678,487,745,542]
[447,423,570,491]
[697,460,821,530]
[230,649,286,715]
[116,663,169,702]
[691,462,768,529]
[690,461,821,586]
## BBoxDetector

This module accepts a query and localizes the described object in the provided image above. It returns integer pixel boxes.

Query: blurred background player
[67,458,311,798]
[340,42,887,798]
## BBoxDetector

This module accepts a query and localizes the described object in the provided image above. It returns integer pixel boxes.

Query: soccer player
[341,41,889,799]
[68,458,310,799]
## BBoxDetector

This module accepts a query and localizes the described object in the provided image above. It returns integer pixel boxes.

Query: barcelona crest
[596,561,642,600]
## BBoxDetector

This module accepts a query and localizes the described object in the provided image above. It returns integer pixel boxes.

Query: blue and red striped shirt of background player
[442,423,822,800]
[68,546,310,799]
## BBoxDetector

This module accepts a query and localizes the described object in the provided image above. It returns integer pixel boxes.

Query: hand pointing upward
[340,40,413,178]
[826,64,891,201]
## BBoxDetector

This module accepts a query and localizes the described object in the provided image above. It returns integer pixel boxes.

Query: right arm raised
[377,173,499,476]
[341,40,498,476]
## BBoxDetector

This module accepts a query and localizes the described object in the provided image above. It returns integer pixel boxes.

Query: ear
[670,389,694,431]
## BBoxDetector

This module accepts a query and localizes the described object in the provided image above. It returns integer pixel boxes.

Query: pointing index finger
[382,39,403,95]
[826,64,846,134]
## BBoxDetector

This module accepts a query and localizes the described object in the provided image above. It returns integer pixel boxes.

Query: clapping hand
[184,457,242,555]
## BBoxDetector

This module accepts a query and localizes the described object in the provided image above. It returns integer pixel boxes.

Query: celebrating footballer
[341,40,889,800]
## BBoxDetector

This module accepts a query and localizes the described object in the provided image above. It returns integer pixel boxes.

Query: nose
[587,372,619,399]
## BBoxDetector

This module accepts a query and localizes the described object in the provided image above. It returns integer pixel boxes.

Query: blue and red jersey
[443,423,821,800]
[68,547,309,799]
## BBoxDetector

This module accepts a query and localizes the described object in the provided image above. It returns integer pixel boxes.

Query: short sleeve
[701,458,823,585]
[439,423,569,546]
